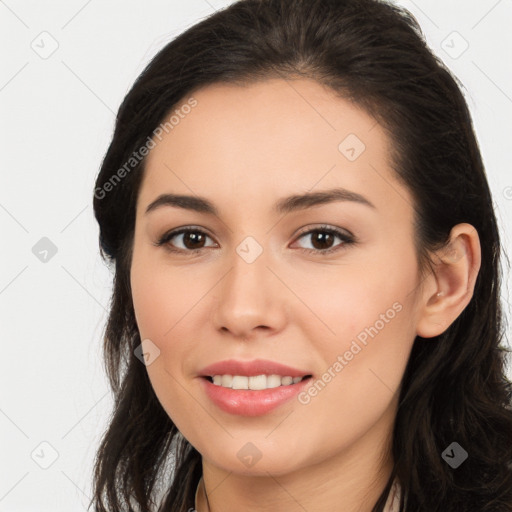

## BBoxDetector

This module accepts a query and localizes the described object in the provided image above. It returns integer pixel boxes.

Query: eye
[155,227,217,253]
[292,225,355,255]
[155,225,355,256]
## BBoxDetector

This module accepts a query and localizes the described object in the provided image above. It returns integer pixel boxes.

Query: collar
[195,476,402,511]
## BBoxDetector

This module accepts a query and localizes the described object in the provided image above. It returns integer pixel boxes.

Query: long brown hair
[91,0,512,510]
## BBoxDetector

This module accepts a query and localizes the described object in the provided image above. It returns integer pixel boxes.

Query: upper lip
[199,359,312,378]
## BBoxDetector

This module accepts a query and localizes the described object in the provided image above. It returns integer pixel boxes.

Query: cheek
[131,275,176,339]
[292,270,416,446]
[295,258,415,338]
[130,247,193,340]
[130,247,209,410]
[130,264,194,378]
[293,249,418,385]
[130,254,197,430]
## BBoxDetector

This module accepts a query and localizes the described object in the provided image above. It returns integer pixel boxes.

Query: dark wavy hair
[90,0,512,510]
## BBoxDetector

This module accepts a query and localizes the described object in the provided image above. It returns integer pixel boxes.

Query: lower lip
[199,377,312,416]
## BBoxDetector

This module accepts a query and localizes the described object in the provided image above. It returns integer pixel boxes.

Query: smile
[207,374,310,390]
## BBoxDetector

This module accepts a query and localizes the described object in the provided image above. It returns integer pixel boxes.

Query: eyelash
[154,225,356,256]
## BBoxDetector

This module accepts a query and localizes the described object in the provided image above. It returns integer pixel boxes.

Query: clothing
[384,479,402,511]
[194,476,402,511]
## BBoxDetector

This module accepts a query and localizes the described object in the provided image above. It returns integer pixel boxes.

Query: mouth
[199,373,314,416]
[198,359,314,414]
[202,374,313,390]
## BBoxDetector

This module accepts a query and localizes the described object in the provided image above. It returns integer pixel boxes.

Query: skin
[129,78,481,512]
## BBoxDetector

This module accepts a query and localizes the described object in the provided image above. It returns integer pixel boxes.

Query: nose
[211,244,288,340]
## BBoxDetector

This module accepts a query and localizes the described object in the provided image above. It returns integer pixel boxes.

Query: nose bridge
[224,235,274,306]
[212,234,286,337]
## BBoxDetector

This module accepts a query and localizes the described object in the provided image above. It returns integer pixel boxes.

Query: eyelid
[291,224,355,254]
[293,224,354,240]
[155,224,355,255]
[154,226,217,251]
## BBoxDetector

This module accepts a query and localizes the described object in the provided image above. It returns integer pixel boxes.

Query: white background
[1,1,511,510]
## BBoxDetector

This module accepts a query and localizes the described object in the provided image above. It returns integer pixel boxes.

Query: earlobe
[416,223,481,338]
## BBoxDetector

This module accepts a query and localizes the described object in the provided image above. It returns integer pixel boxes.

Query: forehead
[146,77,382,169]
[138,78,410,219]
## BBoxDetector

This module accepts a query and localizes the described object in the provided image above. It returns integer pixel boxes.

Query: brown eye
[181,231,207,249]
[293,226,355,255]
[156,228,217,252]
[308,231,336,250]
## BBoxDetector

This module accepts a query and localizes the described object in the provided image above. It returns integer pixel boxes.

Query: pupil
[181,231,334,250]
[312,231,333,250]
[185,232,204,249]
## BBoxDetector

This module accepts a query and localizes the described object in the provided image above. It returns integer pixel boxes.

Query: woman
[91,0,512,510]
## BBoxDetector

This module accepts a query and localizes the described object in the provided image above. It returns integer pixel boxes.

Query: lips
[197,358,314,416]
[199,374,313,416]
[199,358,312,379]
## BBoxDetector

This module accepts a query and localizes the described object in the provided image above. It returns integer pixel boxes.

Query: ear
[416,223,481,338]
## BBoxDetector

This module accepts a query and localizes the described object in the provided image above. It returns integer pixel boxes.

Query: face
[130,78,424,479]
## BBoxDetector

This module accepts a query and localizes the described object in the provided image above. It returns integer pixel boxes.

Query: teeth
[232,375,248,389]
[211,374,306,390]
[248,374,265,389]
[220,375,232,387]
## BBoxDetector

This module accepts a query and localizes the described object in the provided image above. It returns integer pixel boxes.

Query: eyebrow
[144,187,375,216]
